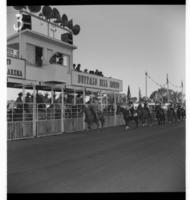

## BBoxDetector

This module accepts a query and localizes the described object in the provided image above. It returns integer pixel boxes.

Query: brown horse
[81,104,105,130]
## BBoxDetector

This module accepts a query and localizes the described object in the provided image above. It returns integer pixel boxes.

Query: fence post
[61,87,64,133]
[22,85,26,136]
[82,88,86,130]
[32,84,37,137]
[114,92,117,126]
[100,90,103,112]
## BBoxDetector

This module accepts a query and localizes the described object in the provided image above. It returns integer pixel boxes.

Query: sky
[7,5,185,100]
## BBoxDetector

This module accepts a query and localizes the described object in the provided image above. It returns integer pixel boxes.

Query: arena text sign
[72,71,122,91]
[7,57,25,79]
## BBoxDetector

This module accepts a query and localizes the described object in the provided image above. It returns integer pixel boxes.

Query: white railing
[7,102,118,122]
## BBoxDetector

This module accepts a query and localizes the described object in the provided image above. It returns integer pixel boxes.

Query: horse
[180,107,186,120]
[137,106,152,127]
[80,104,105,130]
[167,107,177,123]
[116,105,138,131]
[155,105,165,126]
[176,107,185,121]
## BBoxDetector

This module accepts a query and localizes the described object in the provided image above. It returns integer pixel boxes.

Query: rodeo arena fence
[7,100,161,140]
[7,101,121,140]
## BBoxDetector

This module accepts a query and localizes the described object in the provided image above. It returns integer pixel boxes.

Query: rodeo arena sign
[7,6,185,140]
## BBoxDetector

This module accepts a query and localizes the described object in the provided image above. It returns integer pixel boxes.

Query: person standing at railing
[25,92,32,113]
[44,93,51,105]
[16,92,23,111]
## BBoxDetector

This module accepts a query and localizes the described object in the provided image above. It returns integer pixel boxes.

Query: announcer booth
[7,6,124,140]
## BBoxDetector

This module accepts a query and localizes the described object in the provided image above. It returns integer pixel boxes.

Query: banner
[7,56,25,79]
[72,71,123,92]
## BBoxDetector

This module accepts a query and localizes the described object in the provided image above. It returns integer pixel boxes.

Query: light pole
[145,72,148,98]
[166,73,170,103]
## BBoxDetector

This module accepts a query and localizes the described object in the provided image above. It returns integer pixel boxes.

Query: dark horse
[116,105,138,131]
[176,107,186,121]
[155,105,165,126]
[137,105,152,126]
[167,106,177,124]
[81,105,105,130]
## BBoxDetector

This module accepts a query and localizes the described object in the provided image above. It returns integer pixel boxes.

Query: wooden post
[100,90,103,112]
[114,92,117,126]
[166,74,170,103]
[51,87,54,104]
[145,72,148,98]
[82,88,86,130]
[73,89,76,105]
[32,84,37,137]
[22,84,25,136]
[61,87,64,133]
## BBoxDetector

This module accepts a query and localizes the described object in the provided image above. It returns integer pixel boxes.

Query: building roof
[7,29,77,50]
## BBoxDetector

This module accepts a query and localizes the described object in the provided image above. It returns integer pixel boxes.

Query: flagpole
[166,73,169,103]
[181,81,183,103]
[145,72,147,99]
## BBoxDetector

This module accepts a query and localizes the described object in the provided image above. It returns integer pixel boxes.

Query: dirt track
[8,121,185,193]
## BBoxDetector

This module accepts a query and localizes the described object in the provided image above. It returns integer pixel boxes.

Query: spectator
[24,92,32,113]
[16,92,23,110]
[43,93,50,104]
[89,70,95,74]
[76,64,81,72]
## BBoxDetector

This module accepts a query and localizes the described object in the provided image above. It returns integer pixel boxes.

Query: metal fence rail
[7,102,182,140]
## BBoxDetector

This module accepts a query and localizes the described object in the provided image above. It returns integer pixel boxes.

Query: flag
[138,88,142,101]
[127,85,131,101]
[181,81,183,88]
[166,74,169,84]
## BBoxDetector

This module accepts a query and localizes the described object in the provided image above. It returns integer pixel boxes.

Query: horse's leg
[149,114,152,126]
[124,118,129,131]
[100,118,104,128]
[96,120,100,129]
[135,117,138,128]
[142,117,145,127]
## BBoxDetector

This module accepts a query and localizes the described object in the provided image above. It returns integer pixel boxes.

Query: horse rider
[127,101,134,117]
[143,101,149,111]
[89,97,100,121]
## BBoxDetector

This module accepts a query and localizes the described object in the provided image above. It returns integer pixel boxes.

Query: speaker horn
[67,19,73,30]
[61,14,68,26]
[42,6,53,20]
[72,24,80,35]
[52,8,60,19]
[28,6,41,13]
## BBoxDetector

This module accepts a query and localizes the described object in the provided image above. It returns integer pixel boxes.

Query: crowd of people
[73,64,104,77]
[12,91,84,112]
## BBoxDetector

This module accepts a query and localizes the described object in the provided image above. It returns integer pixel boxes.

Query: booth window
[49,52,69,67]
[26,43,43,66]
[35,46,43,66]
